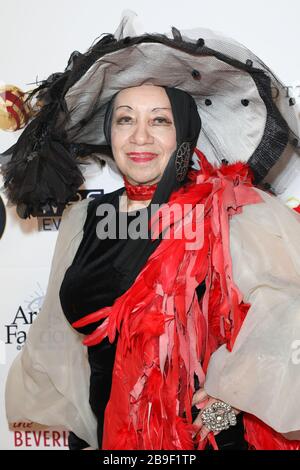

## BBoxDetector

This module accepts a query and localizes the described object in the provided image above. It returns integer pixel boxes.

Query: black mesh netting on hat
[0,20,299,218]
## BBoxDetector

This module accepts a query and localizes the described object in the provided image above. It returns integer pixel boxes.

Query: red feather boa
[73,149,300,450]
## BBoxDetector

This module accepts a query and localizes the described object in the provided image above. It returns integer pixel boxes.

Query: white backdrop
[0,0,300,450]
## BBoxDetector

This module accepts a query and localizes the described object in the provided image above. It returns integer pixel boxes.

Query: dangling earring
[175,142,191,182]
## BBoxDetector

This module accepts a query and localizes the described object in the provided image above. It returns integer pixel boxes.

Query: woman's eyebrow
[115,105,133,110]
[115,105,171,111]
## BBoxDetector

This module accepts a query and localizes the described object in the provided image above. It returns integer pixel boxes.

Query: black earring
[175,142,191,182]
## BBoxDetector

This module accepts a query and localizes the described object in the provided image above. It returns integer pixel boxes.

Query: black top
[59,187,155,447]
[60,187,147,333]
[60,188,206,449]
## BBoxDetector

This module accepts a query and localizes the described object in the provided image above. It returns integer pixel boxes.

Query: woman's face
[111,85,177,185]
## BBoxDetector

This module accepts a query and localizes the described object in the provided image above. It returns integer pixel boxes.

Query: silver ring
[200,401,237,433]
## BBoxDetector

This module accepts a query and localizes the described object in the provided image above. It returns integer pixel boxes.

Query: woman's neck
[121,176,157,212]
[119,191,151,213]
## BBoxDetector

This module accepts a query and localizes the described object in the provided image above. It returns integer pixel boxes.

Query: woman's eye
[153,117,172,125]
[116,116,132,124]
[115,116,172,125]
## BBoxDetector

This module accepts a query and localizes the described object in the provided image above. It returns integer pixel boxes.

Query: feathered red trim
[243,414,300,450]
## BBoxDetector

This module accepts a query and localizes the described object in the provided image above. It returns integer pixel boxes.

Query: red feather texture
[243,414,300,450]
[74,149,299,450]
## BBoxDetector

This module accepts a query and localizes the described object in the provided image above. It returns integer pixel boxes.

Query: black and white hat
[1,11,299,218]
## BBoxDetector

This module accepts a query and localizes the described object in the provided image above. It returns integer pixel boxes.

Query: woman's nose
[130,122,154,145]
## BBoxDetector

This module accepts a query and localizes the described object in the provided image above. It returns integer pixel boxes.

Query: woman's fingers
[192,391,212,440]
[192,394,241,443]
[192,388,208,406]
[192,412,212,441]
[192,397,221,441]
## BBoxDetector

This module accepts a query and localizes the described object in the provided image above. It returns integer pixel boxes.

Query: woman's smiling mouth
[127,152,159,162]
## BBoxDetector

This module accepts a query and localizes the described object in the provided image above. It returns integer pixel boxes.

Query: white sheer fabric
[5,188,300,446]
[205,188,300,435]
[5,198,98,448]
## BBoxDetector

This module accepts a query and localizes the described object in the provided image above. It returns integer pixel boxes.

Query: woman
[2,16,300,450]
[60,83,243,450]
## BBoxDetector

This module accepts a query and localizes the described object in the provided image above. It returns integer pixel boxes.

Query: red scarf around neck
[123,175,157,201]
[73,149,300,450]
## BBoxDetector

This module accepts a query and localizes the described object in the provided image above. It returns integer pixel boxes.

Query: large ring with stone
[200,401,237,433]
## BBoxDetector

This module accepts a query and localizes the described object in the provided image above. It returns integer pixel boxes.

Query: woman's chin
[126,173,161,186]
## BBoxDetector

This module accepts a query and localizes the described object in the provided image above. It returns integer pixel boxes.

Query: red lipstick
[127,152,158,162]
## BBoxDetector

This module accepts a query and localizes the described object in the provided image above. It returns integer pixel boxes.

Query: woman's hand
[192,388,240,442]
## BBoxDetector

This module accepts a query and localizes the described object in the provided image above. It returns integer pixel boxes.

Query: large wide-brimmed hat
[1,11,299,218]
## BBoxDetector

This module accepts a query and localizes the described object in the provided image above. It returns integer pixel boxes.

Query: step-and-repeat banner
[0,161,123,449]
